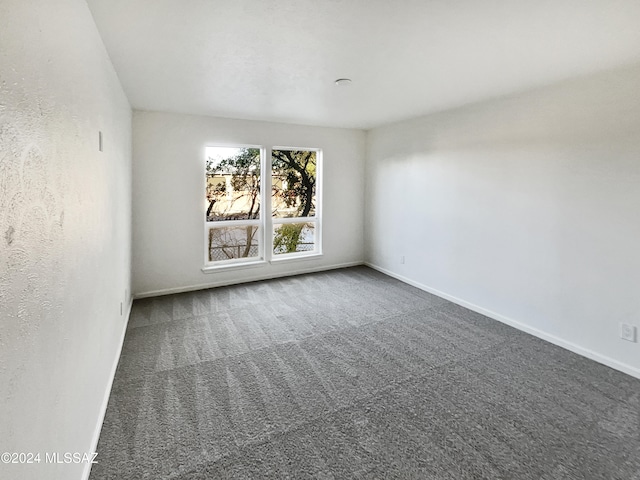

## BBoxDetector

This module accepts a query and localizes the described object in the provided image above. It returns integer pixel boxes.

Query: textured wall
[0,1,132,479]
[132,111,365,296]
[365,63,640,378]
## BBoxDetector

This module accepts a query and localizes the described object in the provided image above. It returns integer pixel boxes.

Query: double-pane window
[204,146,321,267]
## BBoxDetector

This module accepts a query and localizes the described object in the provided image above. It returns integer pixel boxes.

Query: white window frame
[203,145,267,270]
[270,146,322,262]
[202,145,322,272]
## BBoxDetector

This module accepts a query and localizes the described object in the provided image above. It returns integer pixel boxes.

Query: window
[205,146,263,265]
[271,148,321,257]
[204,145,321,268]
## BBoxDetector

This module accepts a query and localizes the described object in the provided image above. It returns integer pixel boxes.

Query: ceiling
[86,0,640,129]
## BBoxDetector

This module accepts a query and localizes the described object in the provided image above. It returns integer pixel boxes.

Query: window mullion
[205,219,261,227]
[264,146,273,261]
[273,216,317,225]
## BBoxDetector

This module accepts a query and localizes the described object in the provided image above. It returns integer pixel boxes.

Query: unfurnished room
[1,1,640,479]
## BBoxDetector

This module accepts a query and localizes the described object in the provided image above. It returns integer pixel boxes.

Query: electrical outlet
[400,256,405,264]
[620,323,637,342]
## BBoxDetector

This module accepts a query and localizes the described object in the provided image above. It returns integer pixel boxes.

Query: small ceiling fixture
[334,78,352,86]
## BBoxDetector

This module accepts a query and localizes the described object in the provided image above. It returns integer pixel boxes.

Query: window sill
[201,259,267,274]
[202,252,323,273]
[270,252,323,264]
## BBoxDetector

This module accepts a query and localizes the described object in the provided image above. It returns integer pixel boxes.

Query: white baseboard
[365,262,640,381]
[82,298,134,480]
[134,261,365,299]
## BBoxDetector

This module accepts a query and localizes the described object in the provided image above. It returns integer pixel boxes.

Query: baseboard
[134,261,365,299]
[81,298,134,480]
[365,262,640,381]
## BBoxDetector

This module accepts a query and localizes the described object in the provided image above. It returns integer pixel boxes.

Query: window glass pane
[273,222,315,255]
[271,149,316,218]
[208,225,259,262]
[206,147,261,221]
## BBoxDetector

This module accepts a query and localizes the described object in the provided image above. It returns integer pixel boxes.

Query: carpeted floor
[90,266,640,479]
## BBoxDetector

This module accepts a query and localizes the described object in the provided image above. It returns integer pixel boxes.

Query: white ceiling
[86,0,640,129]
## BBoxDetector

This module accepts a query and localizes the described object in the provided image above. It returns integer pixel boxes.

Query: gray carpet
[90,266,640,479]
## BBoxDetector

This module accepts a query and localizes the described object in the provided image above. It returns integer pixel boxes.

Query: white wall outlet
[400,255,405,264]
[620,323,637,342]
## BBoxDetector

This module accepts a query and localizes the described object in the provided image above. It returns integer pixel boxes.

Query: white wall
[365,63,640,378]
[0,1,132,479]
[132,111,365,296]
